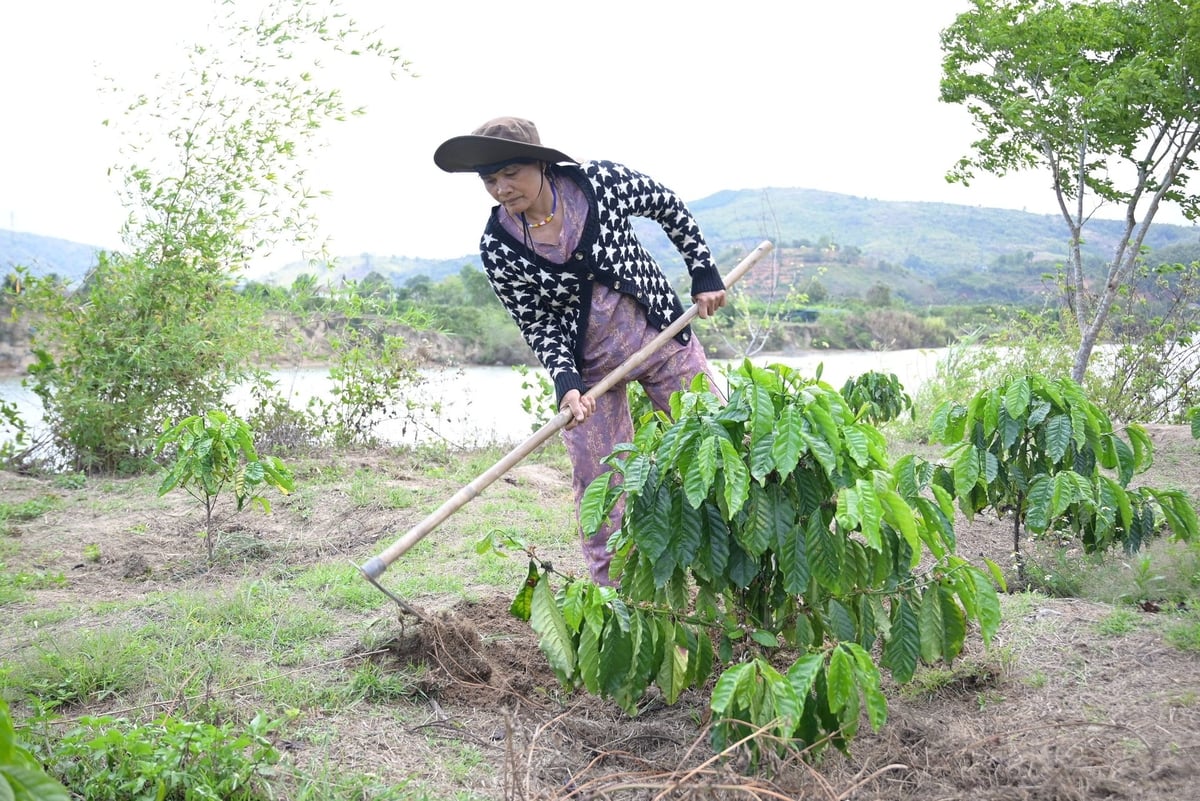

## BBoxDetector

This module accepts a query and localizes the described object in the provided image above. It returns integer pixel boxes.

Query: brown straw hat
[433,116,576,174]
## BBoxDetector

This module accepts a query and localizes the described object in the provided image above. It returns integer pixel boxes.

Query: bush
[52,712,286,800]
[19,255,264,473]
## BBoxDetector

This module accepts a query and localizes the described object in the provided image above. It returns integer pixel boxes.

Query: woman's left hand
[693,290,727,319]
[560,388,596,430]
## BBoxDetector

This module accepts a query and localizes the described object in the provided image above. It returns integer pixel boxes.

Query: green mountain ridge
[4,187,1197,304]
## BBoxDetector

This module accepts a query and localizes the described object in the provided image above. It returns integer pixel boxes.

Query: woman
[434,116,726,585]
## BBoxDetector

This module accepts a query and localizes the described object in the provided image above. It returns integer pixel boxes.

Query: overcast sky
[3,0,1191,266]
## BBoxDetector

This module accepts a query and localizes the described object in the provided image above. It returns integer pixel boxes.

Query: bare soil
[2,426,1199,800]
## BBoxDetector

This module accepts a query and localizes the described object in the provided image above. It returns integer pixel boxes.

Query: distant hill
[251,251,473,289]
[639,188,1199,275]
[0,229,105,285]
[4,187,1197,305]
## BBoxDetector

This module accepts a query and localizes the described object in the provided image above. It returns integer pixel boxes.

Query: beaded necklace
[521,179,558,229]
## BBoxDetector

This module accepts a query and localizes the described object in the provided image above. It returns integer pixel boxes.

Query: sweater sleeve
[479,231,585,405]
[601,161,725,296]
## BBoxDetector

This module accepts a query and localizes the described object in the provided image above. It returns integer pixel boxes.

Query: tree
[16,0,407,470]
[940,0,1200,383]
[864,282,892,308]
[931,373,1197,584]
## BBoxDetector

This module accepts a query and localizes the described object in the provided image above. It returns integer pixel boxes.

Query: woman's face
[480,161,545,216]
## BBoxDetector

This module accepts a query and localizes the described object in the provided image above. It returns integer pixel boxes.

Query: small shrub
[0,698,69,801]
[51,711,287,800]
[840,370,914,425]
[155,410,294,562]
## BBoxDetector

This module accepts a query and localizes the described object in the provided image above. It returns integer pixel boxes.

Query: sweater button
[614,281,622,290]
[587,273,594,280]
[682,332,690,342]
[574,253,583,261]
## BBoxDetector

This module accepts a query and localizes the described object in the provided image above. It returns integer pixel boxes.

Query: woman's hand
[561,389,596,430]
[693,289,727,319]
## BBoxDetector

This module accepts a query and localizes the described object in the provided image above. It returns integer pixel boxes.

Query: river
[0,348,947,448]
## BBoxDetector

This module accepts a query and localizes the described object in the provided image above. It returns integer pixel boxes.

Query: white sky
[2,0,1192,266]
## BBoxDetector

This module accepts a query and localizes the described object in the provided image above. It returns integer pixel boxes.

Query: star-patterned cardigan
[478,160,724,404]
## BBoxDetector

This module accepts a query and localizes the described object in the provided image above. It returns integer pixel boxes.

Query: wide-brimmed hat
[433,116,576,174]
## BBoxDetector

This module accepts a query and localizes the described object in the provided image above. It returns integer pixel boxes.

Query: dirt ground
[1,425,1198,800]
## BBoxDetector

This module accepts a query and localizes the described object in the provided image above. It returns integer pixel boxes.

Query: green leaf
[1113,436,1136,485]
[892,454,922,501]
[579,475,612,535]
[736,483,773,557]
[982,557,1008,594]
[827,646,855,714]
[826,598,858,642]
[806,401,841,450]
[672,498,703,569]
[718,437,750,516]
[787,652,824,701]
[882,595,920,683]
[918,588,944,664]
[749,430,776,484]
[1099,475,1133,532]
[1004,377,1031,420]
[699,502,730,582]
[778,522,811,595]
[1044,414,1072,464]
[806,514,843,591]
[727,541,760,588]
[1146,489,1200,541]
[801,431,838,476]
[750,629,781,648]
[631,482,672,562]
[530,575,576,684]
[1025,474,1053,534]
[579,616,602,694]
[845,642,888,731]
[508,561,538,621]
[622,454,652,496]
[855,478,883,551]
[843,425,871,468]
[656,620,689,704]
[761,661,802,735]
[599,615,634,698]
[684,436,718,508]
[970,568,1002,646]
[1125,424,1154,472]
[1050,471,1079,518]
[952,443,982,497]
[879,488,919,557]
[1,767,71,801]
[770,404,805,476]
[939,584,968,662]
[1027,398,1052,428]
[711,662,754,716]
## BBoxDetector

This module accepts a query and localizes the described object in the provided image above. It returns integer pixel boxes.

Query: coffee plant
[930,373,1198,583]
[493,362,1001,762]
[840,370,914,425]
[155,410,294,561]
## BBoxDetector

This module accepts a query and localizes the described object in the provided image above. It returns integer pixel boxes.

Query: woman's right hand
[561,389,596,430]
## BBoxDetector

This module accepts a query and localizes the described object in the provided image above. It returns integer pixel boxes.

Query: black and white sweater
[478,160,724,403]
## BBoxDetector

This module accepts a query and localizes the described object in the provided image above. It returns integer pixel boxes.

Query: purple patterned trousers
[562,286,724,585]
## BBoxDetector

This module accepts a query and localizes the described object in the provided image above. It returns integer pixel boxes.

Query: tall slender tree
[940,0,1200,382]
